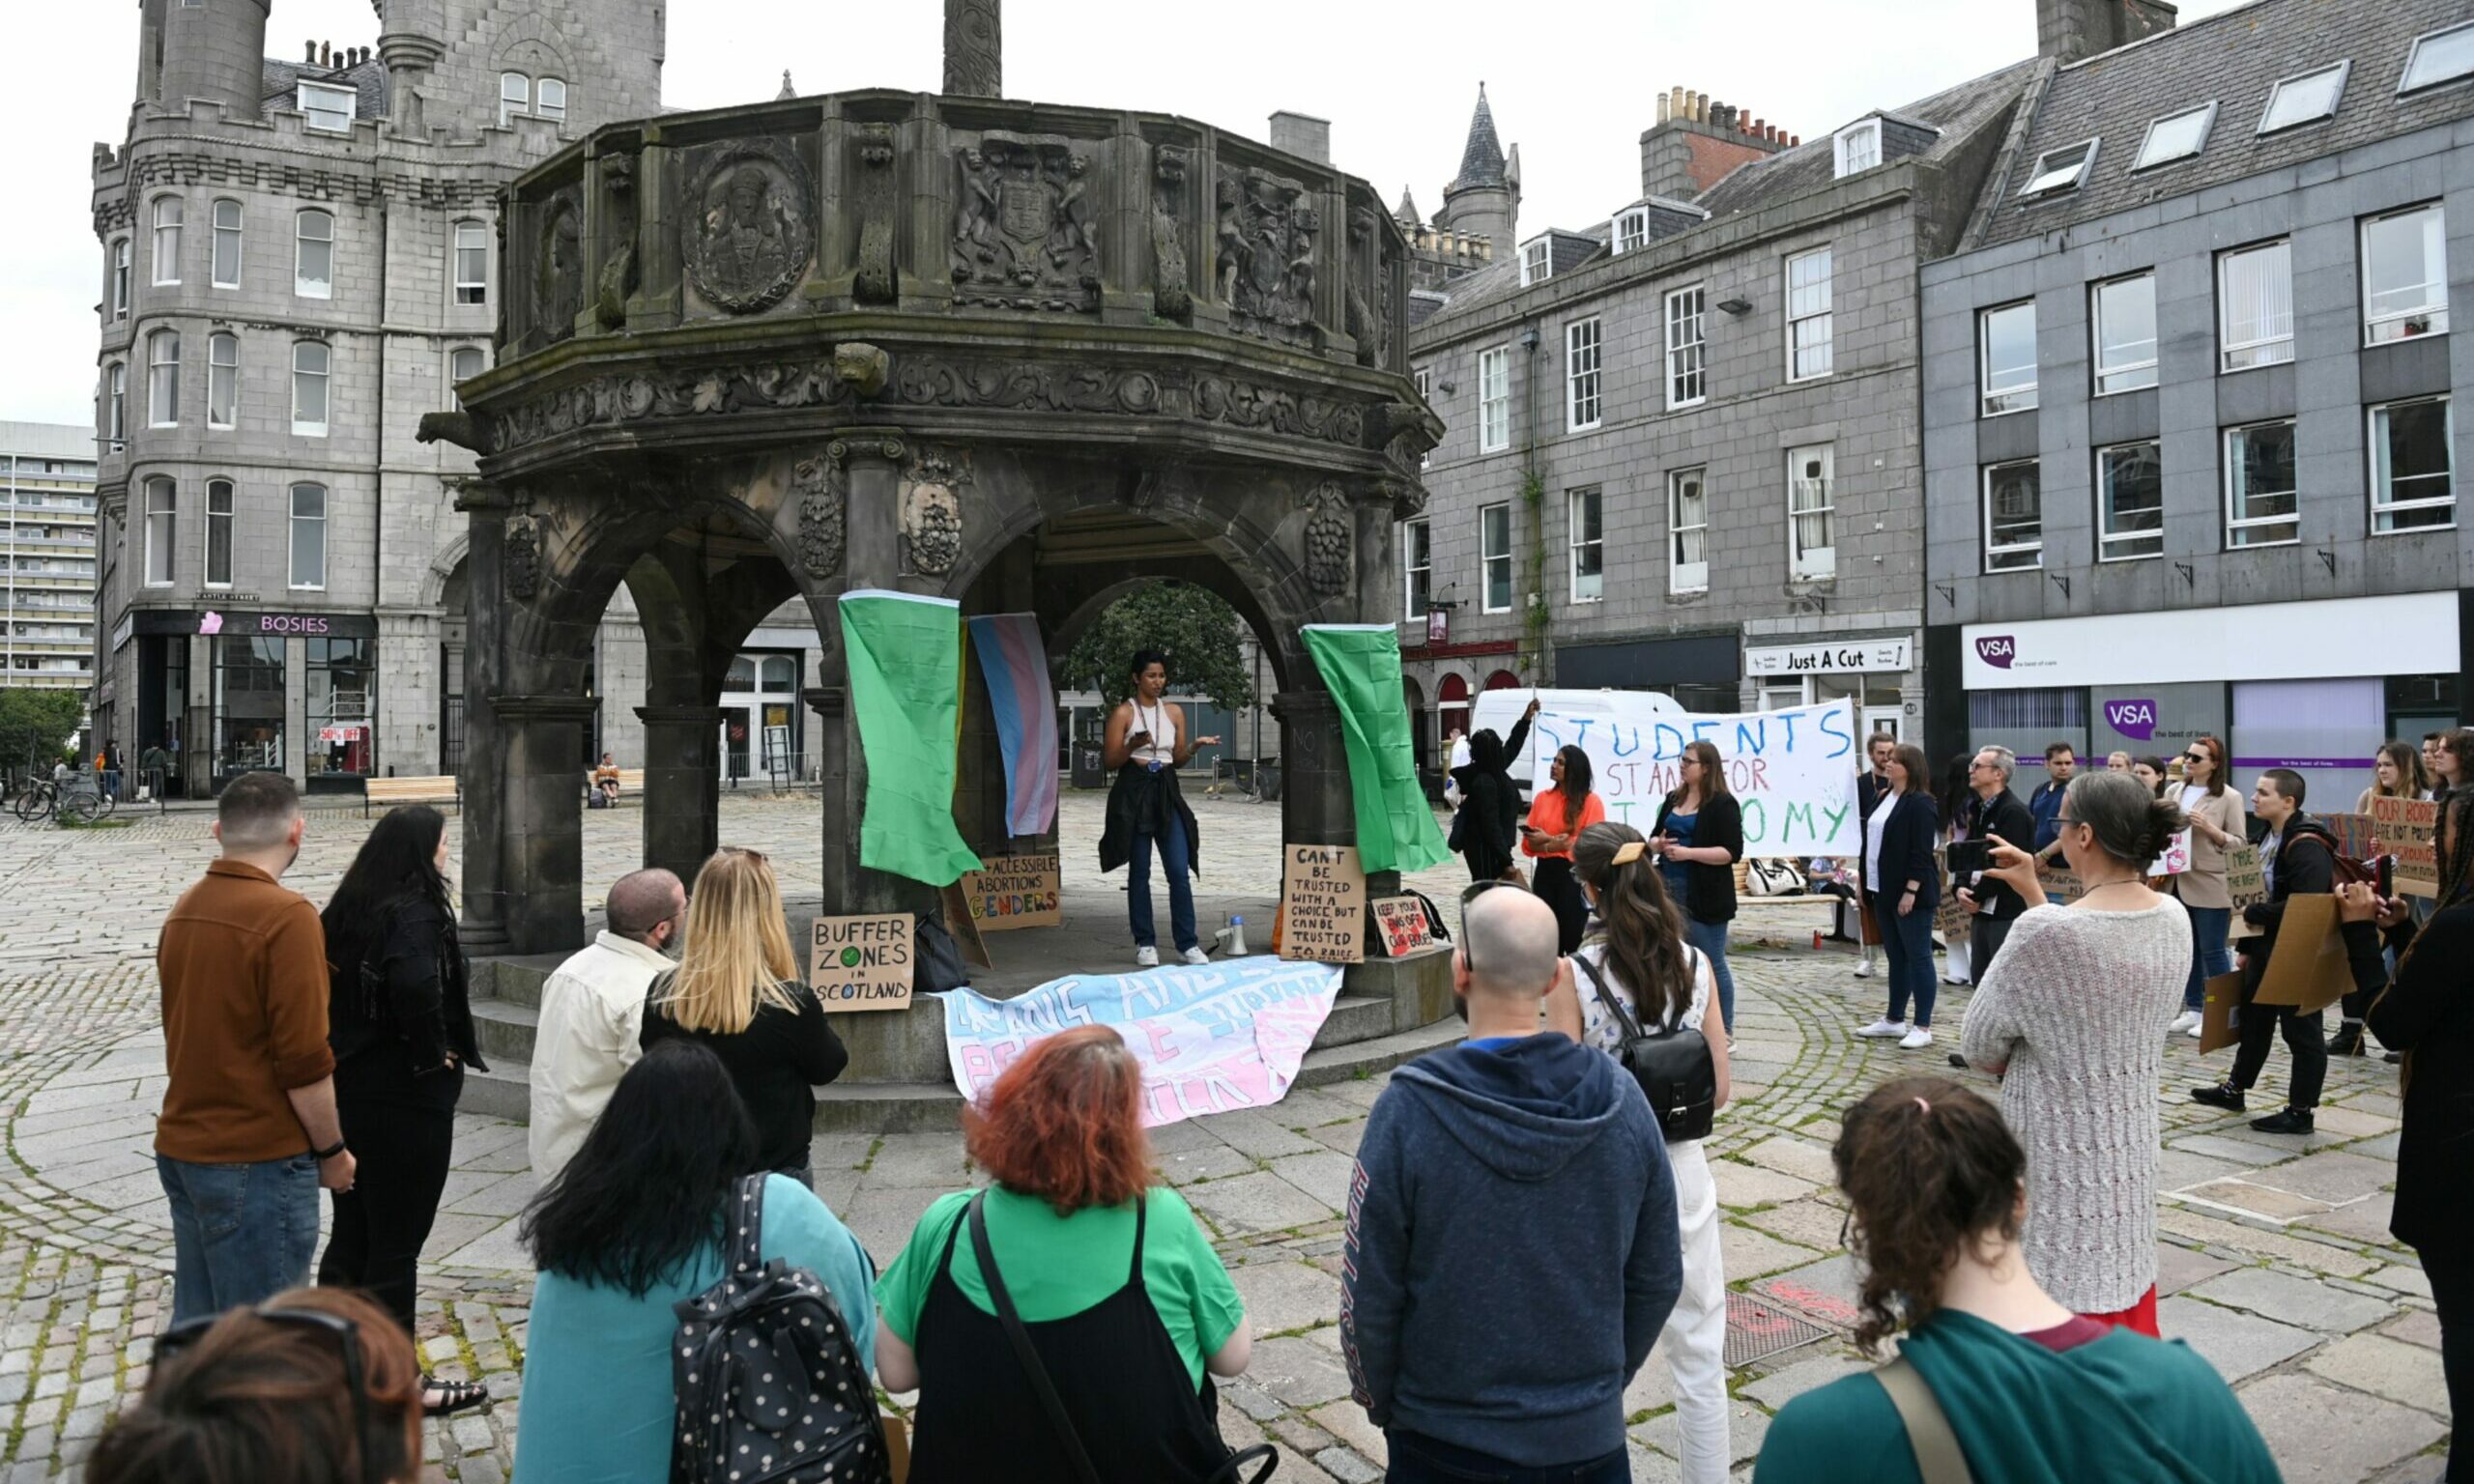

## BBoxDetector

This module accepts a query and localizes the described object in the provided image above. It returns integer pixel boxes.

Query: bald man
[528,869,687,1179]
[1339,887,1681,1480]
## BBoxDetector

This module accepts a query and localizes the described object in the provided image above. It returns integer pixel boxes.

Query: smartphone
[2376,855,2395,899]
[1945,841,1990,880]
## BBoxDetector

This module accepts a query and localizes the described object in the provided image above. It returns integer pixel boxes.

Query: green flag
[1301,624,1452,874]
[838,590,983,887]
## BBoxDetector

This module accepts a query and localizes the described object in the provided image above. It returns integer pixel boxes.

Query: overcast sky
[4,0,2257,431]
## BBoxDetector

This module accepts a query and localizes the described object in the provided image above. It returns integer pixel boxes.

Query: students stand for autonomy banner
[1301,624,1452,875]
[838,590,983,887]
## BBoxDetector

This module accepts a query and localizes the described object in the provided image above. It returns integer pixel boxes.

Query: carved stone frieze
[534,187,584,345]
[951,134,1100,314]
[683,137,815,315]
[900,449,971,577]
[1217,165,1319,347]
[792,449,847,578]
[852,126,899,306]
[505,514,543,599]
[1345,204,1392,369]
[1192,374,1364,445]
[487,357,855,451]
[1150,147,1194,325]
[893,357,1163,415]
[593,154,640,329]
[1298,482,1352,596]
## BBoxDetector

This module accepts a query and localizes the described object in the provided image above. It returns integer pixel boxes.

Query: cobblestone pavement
[0,795,2451,1482]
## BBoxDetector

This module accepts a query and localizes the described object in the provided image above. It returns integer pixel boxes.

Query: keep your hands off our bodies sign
[1529,699,1861,858]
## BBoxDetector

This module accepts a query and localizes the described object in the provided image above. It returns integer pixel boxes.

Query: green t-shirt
[874,1184,1244,1390]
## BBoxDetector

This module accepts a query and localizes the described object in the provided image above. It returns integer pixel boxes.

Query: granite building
[1399,67,2033,763]
[2,423,99,692]
[89,0,667,794]
[1919,0,2474,810]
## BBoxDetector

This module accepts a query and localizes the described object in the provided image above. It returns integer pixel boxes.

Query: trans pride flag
[966,614,1059,839]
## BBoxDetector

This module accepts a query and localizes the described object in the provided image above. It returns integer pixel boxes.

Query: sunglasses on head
[155,1303,380,1484]
[1457,877,1532,981]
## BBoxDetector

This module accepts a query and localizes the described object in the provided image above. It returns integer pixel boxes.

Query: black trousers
[1968,914,2015,985]
[2229,963,2326,1109]
[2426,1252,2471,1484]
[1531,856,1589,955]
[319,1053,461,1337]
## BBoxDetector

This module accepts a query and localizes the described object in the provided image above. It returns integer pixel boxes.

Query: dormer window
[2400,20,2474,94]
[1519,236,1552,287]
[1834,120,1882,178]
[501,72,532,127]
[2019,139,2098,198]
[2258,62,2348,133]
[1614,208,1649,256]
[2133,103,2215,170]
[298,82,355,133]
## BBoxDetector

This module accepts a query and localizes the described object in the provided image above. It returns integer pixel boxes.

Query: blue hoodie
[1339,1033,1682,1466]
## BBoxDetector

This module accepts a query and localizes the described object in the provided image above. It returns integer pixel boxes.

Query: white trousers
[1662,1139,1730,1484]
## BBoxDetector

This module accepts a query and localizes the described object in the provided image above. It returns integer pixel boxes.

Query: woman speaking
[1099,650,1221,968]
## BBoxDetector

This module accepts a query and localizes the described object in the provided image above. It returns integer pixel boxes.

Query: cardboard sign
[2152,829,2192,877]
[2321,812,2382,866]
[937,884,992,970]
[1933,890,1973,942]
[2252,896,2353,1014]
[2199,970,2245,1053]
[2370,795,2439,899]
[2225,843,2267,942]
[2040,869,2084,907]
[958,853,1063,930]
[1370,896,1436,957]
[1280,843,1366,964]
[808,913,916,1013]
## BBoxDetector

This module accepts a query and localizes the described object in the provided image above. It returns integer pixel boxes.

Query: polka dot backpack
[670,1176,890,1484]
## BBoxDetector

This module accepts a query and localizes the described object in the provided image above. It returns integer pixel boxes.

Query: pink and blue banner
[966,613,1059,839]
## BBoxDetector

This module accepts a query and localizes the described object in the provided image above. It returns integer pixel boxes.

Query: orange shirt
[1522,788,1605,860]
[155,861,335,1163]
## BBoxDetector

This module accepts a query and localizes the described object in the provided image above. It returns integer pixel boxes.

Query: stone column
[637,703,724,886]
[1275,685,1351,847]
[496,694,600,954]
[805,683,852,910]
[455,483,512,951]
[942,0,1001,98]
[833,434,935,920]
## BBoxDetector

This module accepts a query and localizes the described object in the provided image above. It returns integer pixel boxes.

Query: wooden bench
[588,768,647,806]
[365,775,459,816]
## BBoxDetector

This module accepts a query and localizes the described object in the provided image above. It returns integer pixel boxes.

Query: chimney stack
[1268,110,1333,164]
[2037,0,2178,63]
[1639,82,1795,203]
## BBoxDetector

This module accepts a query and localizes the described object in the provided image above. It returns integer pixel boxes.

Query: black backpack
[670,1176,891,1484]
[1572,953,1716,1143]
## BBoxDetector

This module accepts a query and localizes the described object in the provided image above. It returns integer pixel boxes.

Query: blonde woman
[641,848,848,1186]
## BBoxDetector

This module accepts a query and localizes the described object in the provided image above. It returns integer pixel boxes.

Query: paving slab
[2303,1333,2453,1416]
[2236,1372,2448,1484]
[2158,1296,2320,1383]
[1737,1198,1846,1253]
[2192,1268,2393,1335]
[1247,1335,1356,1409]
[1719,1223,1821,1283]
[1739,1350,1871,1411]
[2155,1242,2238,1297]
[1712,1159,1819,1211]
[1228,1258,1343,1338]
[1183,1172,1340,1239]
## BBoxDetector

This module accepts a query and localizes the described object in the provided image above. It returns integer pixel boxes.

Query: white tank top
[1129,699,1177,766]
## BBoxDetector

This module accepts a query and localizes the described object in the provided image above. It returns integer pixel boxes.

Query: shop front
[1941,592,2463,810]
[128,609,382,792]
[1554,632,1740,713]
[1745,636,1913,740]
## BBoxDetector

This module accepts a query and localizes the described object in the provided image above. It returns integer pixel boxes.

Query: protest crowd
[91,702,2470,1484]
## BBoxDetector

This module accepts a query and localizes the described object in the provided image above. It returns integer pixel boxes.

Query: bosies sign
[128,609,377,641]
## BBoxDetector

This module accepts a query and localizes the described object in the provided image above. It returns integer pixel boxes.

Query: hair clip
[1913,1096,1932,1115]
[1610,841,1648,867]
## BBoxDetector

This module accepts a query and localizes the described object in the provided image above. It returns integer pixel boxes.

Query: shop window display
[307,638,376,779]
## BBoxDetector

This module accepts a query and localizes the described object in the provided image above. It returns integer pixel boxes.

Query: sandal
[422,1376,492,1417]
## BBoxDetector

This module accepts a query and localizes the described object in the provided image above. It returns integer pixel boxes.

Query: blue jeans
[1127,811,1197,953]
[2183,905,2232,1011]
[157,1152,321,1326]
[1385,1431,1629,1483]
[1871,891,1937,1028]
[1683,914,1736,1033]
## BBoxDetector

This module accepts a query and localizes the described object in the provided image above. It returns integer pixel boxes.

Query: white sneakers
[1135,946,1160,967]
[2187,1019,2204,1039]
[1853,959,1877,979]
[2168,1010,2201,1036]
[1181,947,1211,966]
[1856,1019,1910,1039]
[1900,1027,1936,1050]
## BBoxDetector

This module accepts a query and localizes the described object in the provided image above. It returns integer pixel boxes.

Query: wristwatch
[312,1138,348,1161]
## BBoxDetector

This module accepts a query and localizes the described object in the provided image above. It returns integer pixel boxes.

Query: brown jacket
[155,860,335,1163]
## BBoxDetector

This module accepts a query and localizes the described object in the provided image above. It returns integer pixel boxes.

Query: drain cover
[1724,1291,1836,1368]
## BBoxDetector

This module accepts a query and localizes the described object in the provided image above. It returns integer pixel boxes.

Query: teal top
[1754,1310,2281,1484]
[874,1185,1244,1390]
[511,1175,877,1484]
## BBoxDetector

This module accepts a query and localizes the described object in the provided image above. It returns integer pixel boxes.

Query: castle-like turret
[1435,84,1519,258]
[138,0,273,121]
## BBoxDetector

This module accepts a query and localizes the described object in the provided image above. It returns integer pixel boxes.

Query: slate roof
[1451,85,1510,190]
[1974,0,2474,248]
[262,55,388,121]
[1396,186,1423,227]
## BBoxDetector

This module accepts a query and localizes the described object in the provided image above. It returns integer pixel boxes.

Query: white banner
[1528,699,1861,857]
[937,960,1345,1127]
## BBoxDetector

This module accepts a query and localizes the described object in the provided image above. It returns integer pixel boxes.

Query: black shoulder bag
[968,1193,1278,1484]
[1572,954,1716,1142]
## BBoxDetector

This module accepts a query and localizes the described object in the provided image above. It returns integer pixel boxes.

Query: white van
[1465,687,1685,799]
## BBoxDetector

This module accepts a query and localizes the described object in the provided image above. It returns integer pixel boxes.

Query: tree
[1059,584,1257,712]
[0,689,84,776]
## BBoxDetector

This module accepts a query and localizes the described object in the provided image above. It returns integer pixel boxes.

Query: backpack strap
[729,1174,767,1277]
[968,1191,1104,1484]
[1572,953,1645,1042]
[1874,1356,1972,1484]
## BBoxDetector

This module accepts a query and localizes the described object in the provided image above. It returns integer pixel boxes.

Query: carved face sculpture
[729,166,770,230]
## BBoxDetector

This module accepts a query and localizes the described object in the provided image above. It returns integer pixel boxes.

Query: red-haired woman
[874,1026,1260,1481]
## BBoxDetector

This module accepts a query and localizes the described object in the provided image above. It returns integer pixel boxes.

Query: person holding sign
[2170,737,2247,1041]
[1651,740,1744,1034]
[1098,651,1219,968]
[1522,744,1605,954]
[1961,771,2191,1336]
[641,849,848,1184]
[2192,771,2338,1136]
[1857,744,1942,1050]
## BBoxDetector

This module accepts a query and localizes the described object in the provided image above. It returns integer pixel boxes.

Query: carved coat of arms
[953,135,1099,312]
[1218,166,1319,347]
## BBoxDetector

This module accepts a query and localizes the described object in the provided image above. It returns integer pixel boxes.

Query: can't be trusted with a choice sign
[808,913,916,1013]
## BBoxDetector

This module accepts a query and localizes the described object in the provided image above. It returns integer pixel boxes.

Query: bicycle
[13,780,105,826]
